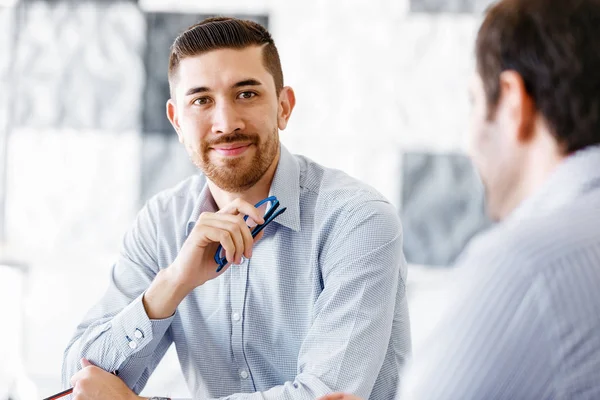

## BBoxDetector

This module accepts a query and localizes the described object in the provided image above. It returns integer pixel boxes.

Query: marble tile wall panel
[401,152,492,266]
[0,6,15,242]
[13,1,145,130]
[142,12,210,134]
[5,128,141,257]
[140,133,197,204]
[410,0,495,13]
[0,7,14,82]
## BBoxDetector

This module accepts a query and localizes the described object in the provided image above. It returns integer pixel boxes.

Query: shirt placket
[229,256,254,392]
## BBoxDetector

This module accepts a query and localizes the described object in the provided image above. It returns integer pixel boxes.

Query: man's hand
[170,198,264,289]
[318,394,363,400]
[143,198,265,319]
[70,359,141,400]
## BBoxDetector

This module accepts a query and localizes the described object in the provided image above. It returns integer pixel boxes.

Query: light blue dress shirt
[62,145,411,400]
[401,145,600,399]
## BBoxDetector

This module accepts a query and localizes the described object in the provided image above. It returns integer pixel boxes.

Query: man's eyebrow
[233,79,262,88]
[185,86,210,96]
[184,80,262,96]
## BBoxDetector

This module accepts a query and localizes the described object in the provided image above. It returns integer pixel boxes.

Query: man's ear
[498,70,536,145]
[166,98,184,143]
[277,86,296,131]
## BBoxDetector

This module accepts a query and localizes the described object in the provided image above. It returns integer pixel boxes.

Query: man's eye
[238,91,257,99]
[193,97,211,105]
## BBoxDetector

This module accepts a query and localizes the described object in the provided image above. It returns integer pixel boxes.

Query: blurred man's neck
[500,128,566,220]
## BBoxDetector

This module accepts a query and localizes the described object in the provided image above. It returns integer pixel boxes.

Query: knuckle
[225,220,238,231]
[198,211,211,221]
[77,379,89,391]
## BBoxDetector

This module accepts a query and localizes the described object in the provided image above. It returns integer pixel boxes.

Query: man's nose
[211,103,245,135]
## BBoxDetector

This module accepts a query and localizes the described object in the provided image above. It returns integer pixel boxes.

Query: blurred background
[0,0,494,398]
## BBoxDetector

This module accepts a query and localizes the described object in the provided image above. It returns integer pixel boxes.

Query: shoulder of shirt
[294,153,397,216]
[143,173,207,214]
[458,196,600,279]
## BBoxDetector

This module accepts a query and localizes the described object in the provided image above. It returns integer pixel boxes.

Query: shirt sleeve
[399,241,555,400]
[61,199,176,394]
[209,199,410,399]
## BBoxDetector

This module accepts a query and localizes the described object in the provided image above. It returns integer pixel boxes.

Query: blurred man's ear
[498,70,536,145]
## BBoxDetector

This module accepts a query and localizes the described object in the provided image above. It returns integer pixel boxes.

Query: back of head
[168,17,283,95]
[476,0,600,153]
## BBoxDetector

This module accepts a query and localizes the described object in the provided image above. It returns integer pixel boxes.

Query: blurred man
[61,17,410,400]
[323,0,600,399]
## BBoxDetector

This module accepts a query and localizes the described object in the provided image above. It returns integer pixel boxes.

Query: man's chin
[209,175,257,193]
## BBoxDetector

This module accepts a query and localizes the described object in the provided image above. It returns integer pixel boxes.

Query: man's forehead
[178,47,266,78]
[173,47,273,95]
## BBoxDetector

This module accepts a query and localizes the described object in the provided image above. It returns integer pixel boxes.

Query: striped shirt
[62,144,411,400]
[400,145,600,399]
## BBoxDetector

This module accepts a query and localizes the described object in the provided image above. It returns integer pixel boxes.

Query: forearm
[62,320,122,387]
[142,268,192,319]
[62,293,175,391]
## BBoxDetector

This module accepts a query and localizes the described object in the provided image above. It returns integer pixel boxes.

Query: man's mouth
[212,143,252,157]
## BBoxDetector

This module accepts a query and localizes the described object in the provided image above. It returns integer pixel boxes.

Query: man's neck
[501,134,566,220]
[208,150,281,210]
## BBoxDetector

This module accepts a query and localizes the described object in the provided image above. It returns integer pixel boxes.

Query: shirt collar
[267,144,302,232]
[186,182,218,236]
[507,145,600,223]
[186,144,302,236]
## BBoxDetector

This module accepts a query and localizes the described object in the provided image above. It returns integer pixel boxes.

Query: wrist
[161,265,195,295]
[143,269,190,320]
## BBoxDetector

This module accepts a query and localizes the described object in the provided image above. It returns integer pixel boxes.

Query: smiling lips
[212,143,252,157]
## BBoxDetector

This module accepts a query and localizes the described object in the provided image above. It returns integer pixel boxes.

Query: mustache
[205,132,259,147]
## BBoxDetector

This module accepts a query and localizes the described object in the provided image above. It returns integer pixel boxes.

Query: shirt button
[232,312,241,322]
[134,329,144,339]
[128,341,138,349]
[240,256,247,264]
[240,370,249,379]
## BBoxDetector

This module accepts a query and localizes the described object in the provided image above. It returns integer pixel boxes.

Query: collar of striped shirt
[508,144,600,223]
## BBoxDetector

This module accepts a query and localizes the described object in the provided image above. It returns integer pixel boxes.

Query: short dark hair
[476,0,600,153]
[168,17,283,96]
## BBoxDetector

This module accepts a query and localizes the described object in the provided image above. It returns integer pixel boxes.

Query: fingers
[318,394,360,400]
[70,369,82,387]
[318,394,345,400]
[187,198,267,269]
[211,213,255,260]
[70,364,94,387]
[201,225,236,264]
[218,198,265,225]
[196,213,255,262]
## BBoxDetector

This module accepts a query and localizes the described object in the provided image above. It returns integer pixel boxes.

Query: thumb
[81,358,93,368]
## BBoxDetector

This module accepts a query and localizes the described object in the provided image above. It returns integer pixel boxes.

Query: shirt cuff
[111,292,175,359]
